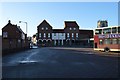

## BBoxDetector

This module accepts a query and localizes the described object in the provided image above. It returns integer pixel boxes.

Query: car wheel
[104,47,110,52]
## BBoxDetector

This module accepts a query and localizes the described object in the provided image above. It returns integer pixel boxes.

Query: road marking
[18,51,38,64]
[18,60,37,64]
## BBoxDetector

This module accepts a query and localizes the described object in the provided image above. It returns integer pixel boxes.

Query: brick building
[64,21,80,46]
[2,20,29,54]
[37,20,93,47]
[37,20,52,46]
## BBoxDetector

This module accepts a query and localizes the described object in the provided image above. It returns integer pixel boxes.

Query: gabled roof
[2,20,12,30]
[53,29,64,33]
[2,20,25,34]
[37,20,52,28]
[16,26,25,34]
[64,21,79,28]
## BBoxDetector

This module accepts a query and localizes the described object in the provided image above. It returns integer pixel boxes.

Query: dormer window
[3,32,8,38]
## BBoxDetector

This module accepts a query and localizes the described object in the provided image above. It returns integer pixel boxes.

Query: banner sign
[99,34,120,38]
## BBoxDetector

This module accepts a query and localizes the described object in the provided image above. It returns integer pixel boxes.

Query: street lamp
[19,21,27,34]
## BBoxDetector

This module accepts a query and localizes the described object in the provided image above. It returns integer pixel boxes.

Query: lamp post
[19,21,28,48]
[19,21,27,34]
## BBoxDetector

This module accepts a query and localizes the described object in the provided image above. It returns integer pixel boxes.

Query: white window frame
[74,28,76,30]
[48,33,50,38]
[72,33,74,38]
[42,27,44,30]
[76,33,78,38]
[67,33,69,37]
[69,27,72,30]
[3,32,8,38]
[44,33,46,38]
[39,33,41,38]
[46,27,48,30]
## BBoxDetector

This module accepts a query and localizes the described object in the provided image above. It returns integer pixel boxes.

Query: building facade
[37,20,93,47]
[64,21,80,46]
[52,29,65,46]
[37,20,52,46]
[2,20,29,54]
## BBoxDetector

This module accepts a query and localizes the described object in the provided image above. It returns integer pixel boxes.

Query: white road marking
[19,51,38,64]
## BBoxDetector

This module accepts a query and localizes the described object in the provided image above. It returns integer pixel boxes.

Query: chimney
[8,20,11,23]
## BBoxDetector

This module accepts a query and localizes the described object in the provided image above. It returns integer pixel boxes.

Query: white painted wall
[52,33,65,40]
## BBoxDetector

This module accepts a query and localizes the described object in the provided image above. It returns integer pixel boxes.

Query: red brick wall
[37,20,52,40]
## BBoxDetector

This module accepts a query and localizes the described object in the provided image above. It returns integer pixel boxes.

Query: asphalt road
[2,47,119,78]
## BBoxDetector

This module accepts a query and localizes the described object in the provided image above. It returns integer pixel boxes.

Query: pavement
[2,47,119,78]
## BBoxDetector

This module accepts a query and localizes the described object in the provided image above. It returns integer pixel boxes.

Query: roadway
[2,47,119,78]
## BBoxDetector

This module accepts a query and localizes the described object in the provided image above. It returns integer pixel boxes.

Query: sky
[0,2,118,36]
